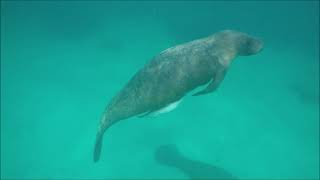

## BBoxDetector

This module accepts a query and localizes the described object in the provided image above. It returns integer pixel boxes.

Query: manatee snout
[248,37,264,54]
[240,37,264,56]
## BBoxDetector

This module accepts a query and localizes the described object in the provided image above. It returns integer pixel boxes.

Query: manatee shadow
[155,144,238,180]
[288,83,319,105]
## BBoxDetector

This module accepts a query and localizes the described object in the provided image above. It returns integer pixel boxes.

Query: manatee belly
[104,56,214,122]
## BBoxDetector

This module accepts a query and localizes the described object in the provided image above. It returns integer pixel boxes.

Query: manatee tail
[93,112,114,162]
[94,132,104,162]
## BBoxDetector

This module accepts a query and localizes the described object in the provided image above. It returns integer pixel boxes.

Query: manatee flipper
[138,99,183,118]
[192,68,227,96]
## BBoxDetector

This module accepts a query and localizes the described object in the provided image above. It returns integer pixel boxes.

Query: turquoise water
[1,1,319,179]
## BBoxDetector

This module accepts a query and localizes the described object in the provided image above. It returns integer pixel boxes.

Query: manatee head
[215,30,264,56]
[236,34,264,56]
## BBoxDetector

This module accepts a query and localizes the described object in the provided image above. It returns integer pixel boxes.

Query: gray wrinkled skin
[94,30,263,162]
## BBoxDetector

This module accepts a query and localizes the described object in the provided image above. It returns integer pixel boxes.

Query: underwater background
[1,1,319,179]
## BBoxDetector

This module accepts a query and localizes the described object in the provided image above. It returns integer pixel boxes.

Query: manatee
[93,30,263,162]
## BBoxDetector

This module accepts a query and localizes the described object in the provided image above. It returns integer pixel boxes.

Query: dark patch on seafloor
[155,144,238,180]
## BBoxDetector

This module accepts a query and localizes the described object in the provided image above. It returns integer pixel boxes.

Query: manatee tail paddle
[94,132,104,162]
